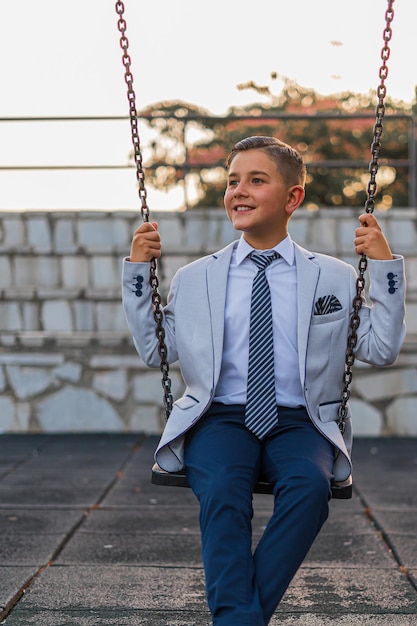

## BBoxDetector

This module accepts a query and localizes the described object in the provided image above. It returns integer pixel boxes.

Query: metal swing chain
[338,0,395,431]
[115,0,173,419]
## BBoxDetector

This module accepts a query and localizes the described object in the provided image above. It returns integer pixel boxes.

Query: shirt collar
[235,234,295,266]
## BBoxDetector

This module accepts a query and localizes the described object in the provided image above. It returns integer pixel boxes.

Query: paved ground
[0,433,416,625]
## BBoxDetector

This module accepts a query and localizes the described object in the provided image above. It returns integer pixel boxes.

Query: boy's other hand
[354,213,393,260]
[129,221,161,262]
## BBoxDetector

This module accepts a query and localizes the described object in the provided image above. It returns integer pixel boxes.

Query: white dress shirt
[213,234,305,407]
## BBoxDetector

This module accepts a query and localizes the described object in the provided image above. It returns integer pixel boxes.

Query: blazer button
[386,272,397,294]
[133,275,145,294]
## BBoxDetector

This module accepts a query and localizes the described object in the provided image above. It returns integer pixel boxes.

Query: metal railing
[1,113,415,208]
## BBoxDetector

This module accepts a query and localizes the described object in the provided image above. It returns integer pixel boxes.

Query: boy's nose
[233,182,248,196]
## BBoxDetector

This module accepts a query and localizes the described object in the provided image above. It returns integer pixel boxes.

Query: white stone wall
[0,208,416,436]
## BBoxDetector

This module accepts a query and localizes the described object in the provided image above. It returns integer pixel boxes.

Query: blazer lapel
[294,244,320,387]
[207,243,235,384]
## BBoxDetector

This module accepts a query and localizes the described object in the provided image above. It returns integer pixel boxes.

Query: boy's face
[224,149,304,249]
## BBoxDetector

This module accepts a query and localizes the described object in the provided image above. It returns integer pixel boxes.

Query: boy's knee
[194,471,253,515]
[208,473,251,502]
[285,460,331,502]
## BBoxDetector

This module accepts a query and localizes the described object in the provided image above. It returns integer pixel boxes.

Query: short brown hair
[225,136,306,187]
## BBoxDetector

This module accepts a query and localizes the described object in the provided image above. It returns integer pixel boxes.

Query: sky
[0,0,415,211]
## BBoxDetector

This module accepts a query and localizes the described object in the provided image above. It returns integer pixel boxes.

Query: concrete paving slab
[0,608,212,625]
[0,484,110,507]
[102,437,204,508]
[0,462,21,477]
[282,567,417,613]
[56,533,203,565]
[304,532,396,568]
[3,469,120,484]
[104,482,200,507]
[56,529,398,569]
[0,509,85,534]
[78,506,201,534]
[0,533,71,566]
[356,486,417,510]
[352,437,417,459]
[0,438,50,480]
[371,509,417,534]
[381,535,417,568]
[254,496,371,534]
[7,564,417,614]
[272,616,417,625]
[4,610,417,625]
[352,438,417,496]
[66,495,371,529]
[0,434,50,455]
[0,566,38,611]
[10,564,208,611]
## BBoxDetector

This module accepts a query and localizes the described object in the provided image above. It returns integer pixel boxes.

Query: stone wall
[0,208,416,436]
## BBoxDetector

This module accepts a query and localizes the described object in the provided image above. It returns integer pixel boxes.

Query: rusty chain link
[339,0,395,431]
[115,0,173,419]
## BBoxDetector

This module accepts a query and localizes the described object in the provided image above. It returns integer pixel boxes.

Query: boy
[123,136,406,625]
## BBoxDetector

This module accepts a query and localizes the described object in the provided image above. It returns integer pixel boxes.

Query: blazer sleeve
[122,258,179,367]
[354,255,406,366]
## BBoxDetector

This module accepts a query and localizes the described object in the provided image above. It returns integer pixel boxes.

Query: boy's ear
[286,185,305,215]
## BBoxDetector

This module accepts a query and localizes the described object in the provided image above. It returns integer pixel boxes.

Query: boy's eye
[228,180,239,186]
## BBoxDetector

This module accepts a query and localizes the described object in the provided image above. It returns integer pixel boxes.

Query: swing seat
[151,463,353,499]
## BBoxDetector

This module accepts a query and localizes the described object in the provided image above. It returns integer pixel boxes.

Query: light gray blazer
[122,241,406,483]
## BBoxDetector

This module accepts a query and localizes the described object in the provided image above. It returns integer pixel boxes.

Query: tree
[136,78,415,209]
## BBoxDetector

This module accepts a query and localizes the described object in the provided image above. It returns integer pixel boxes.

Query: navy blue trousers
[184,403,335,626]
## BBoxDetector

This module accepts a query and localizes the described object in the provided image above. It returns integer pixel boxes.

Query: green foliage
[136,80,415,209]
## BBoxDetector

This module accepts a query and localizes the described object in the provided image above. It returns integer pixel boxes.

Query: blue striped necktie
[245,251,279,439]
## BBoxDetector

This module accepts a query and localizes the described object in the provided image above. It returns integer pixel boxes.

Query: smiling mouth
[235,206,254,212]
